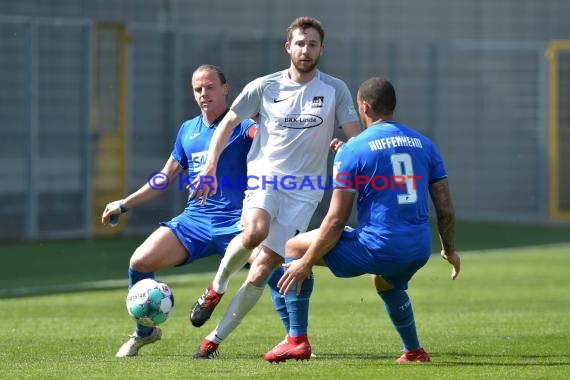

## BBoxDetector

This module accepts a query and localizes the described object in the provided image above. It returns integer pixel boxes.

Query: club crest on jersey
[279,113,323,129]
[311,96,324,108]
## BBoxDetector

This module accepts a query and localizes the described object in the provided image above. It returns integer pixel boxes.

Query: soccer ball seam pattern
[126,279,174,327]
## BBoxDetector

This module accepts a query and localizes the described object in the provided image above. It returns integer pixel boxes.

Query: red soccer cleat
[190,282,224,327]
[264,334,312,363]
[396,347,431,363]
[193,338,219,359]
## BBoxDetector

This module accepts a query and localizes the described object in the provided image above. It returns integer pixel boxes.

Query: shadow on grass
[152,350,570,366]
[265,352,570,366]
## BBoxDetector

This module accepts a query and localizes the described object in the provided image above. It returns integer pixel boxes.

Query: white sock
[212,235,253,293]
[206,281,264,344]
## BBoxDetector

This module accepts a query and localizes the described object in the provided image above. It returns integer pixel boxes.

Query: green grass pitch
[0,222,569,379]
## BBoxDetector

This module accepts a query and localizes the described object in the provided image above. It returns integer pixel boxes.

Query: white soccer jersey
[231,69,358,202]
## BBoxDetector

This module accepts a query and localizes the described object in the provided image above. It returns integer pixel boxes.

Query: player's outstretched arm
[279,189,355,294]
[190,110,242,205]
[101,157,183,226]
[429,178,460,280]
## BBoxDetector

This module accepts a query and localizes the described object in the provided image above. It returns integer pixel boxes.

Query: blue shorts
[160,212,241,266]
[323,228,431,290]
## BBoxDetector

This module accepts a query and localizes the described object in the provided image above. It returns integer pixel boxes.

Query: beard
[292,55,320,74]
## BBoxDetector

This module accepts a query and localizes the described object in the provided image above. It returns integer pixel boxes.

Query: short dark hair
[358,77,396,115]
[287,16,325,44]
[193,64,227,85]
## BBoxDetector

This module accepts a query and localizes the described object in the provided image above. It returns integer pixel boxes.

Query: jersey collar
[203,109,229,128]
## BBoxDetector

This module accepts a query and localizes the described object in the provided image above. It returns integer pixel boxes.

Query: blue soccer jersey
[171,111,255,222]
[332,121,447,258]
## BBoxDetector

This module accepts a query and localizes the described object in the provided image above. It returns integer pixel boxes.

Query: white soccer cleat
[115,327,162,357]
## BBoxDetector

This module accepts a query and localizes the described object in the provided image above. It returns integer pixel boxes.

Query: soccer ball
[126,278,174,326]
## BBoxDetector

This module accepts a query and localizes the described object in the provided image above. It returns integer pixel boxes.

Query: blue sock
[283,257,314,337]
[378,288,420,351]
[267,266,290,333]
[128,268,155,338]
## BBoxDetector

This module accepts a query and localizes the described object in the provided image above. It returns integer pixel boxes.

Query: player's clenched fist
[101,199,128,227]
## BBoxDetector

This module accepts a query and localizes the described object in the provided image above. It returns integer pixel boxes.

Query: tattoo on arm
[429,179,456,252]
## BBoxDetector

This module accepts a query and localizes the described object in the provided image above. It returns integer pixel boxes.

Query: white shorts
[242,188,319,257]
